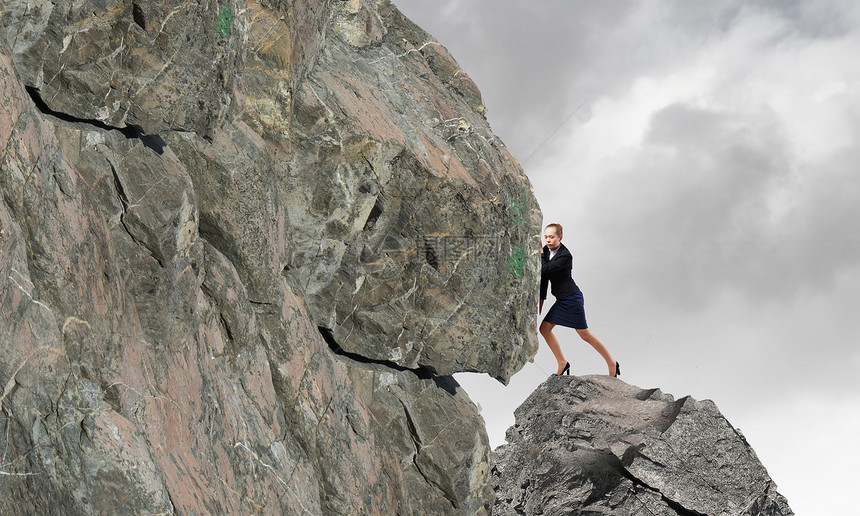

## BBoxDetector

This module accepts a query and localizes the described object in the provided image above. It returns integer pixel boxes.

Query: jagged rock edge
[615,447,708,516]
[319,326,458,396]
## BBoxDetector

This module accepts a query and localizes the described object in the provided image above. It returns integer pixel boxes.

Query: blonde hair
[545,223,563,237]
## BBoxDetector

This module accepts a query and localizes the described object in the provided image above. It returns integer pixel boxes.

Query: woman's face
[544,227,561,250]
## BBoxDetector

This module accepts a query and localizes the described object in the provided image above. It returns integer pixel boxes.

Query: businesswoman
[539,223,619,377]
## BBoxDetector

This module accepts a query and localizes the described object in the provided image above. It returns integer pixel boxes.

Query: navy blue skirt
[543,291,588,329]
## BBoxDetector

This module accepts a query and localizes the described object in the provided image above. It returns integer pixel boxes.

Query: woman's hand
[539,299,544,313]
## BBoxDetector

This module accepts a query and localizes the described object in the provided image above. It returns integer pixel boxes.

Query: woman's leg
[575,328,617,376]
[539,321,568,375]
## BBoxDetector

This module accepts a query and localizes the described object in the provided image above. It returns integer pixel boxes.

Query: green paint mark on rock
[509,247,526,278]
[509,188,526,226]
[216,6,233,37]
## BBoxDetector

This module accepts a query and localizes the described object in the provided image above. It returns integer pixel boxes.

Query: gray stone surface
[1,0,538,514]
[491,375,794,516]
[0,0,242,136]
[287,1,539,381]
[339,357,493,514]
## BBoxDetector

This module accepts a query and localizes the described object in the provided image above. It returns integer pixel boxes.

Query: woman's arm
[540,250,572,275]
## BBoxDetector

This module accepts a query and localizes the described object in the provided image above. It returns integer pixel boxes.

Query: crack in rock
[25,86,167,154]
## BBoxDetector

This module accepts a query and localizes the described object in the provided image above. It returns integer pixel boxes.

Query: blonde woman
[539,223,619,377]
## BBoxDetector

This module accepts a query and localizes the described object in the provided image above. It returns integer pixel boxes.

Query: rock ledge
[492,375,794,515]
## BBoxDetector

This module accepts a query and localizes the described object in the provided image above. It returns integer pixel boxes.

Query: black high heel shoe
[612,361,621,377]
[553,362,570,376]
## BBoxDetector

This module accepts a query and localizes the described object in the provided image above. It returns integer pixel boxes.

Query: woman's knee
[539,321,554,336]
[575,328,593,340]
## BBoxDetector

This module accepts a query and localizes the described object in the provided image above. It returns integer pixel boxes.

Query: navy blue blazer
[540,243,580,300]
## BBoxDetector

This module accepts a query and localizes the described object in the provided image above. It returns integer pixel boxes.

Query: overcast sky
[395,1,860,513]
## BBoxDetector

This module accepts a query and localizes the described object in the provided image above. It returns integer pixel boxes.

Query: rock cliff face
[491,376,794,515]
[0,0,539,514]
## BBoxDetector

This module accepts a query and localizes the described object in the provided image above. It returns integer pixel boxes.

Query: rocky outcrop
[286,2,539,381]
[491,376,794,515]
[0,0,538,514]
